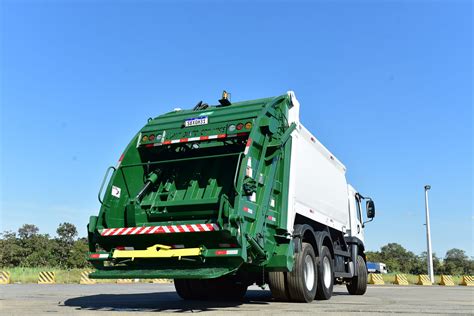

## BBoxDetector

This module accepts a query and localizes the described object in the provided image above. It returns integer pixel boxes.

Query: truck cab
[347,185,375,244]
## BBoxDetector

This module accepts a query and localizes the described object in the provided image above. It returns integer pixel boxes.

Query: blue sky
[1,1,472,258]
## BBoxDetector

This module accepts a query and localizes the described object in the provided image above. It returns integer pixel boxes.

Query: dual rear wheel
[175,243,366,302]
[269,242,334,303]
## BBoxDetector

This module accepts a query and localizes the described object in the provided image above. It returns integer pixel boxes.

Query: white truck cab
[348,185,365,243]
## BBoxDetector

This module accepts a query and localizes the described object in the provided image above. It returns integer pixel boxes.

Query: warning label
[111,186,121,198]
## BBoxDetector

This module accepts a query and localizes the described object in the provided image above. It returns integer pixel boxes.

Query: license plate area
[184,116,208,127]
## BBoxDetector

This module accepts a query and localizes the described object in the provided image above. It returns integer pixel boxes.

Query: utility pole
[424,185,434,283]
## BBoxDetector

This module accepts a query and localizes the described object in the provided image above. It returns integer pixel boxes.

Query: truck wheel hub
[304,255,315,290]
[323,256,332,288]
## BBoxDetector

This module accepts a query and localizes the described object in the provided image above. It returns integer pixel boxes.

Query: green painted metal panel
[88,93,296,279]
[90,267,238,279]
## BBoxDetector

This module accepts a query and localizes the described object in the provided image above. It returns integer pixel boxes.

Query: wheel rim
[304,254,315,291]
[323,256,332,288]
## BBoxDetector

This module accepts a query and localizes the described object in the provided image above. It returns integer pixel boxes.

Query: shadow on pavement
[63,290,273,312]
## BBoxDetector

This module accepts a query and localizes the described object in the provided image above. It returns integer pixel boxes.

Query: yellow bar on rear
[112,244,202,259]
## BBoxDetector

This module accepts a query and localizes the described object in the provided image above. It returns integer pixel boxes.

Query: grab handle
[98,166,116,206]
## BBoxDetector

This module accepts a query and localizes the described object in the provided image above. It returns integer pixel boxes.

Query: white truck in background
[367,262,388,274]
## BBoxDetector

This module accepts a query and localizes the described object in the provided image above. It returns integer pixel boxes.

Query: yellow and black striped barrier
[439,275,455,286]
[151,279,172,284]
[461,276,474,286]
[79,270,96,285]
[117,279,134,284]
[368,273,384,285]
[38,271,55,284]
[416,275,432,285]
[0,271,11,284]
[394,274,409,285]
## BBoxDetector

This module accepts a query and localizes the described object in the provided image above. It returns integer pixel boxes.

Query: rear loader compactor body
[87,91,376,302]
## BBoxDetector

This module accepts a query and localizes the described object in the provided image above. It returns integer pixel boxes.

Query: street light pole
[424,185,434,283]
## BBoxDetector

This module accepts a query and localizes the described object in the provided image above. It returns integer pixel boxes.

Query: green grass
[1,267,172,284]
[4,267,87,284]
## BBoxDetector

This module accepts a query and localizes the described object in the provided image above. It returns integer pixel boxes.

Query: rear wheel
[315,246,334,300]
[286,242,318,302]
[174,279,195,299]
[209,277,248,300]
[175,277,247,301]
[346,255,367,295]
[268,271,289,301]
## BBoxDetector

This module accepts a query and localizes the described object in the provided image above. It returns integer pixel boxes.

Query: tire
[286,242,318,302]
[346,255,367,295]
[269,271,290,301]
[315,246,334,300]
[174,279,193,300]
[174,279,209,300]
[211,277,248,301]
[223,281,248,300]
[176,276,247,301]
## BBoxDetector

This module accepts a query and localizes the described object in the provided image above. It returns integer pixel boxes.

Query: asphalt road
[0,283,473,315]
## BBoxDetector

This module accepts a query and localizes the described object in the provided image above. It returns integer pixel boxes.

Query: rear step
[90,267,239,279]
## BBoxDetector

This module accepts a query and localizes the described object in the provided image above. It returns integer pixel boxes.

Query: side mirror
[366,200,375,218]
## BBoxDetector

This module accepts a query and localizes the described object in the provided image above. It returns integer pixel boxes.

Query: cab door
[348,186,364,243]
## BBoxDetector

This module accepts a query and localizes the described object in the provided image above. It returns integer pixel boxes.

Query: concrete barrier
[0,271,11,284]
[151,279,172,284]
[439,275,455,286]
[416,275,432,286]
[117,279,134,284]
[79,270,96,285]
[368,273,384,285]
[394,274,409,285]
[461,276,474,286]
[38,271,55,284]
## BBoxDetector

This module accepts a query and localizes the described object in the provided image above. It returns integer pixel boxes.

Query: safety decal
[111,186,121,198]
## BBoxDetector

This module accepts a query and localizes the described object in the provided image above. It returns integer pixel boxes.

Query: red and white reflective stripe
[215,249,239,256]
[244,138,252,155]
[115,246,134,250]
[144,132,249,147]
[99,223,219,236]
[116,153,125,167]
[267,215,277,222]
[90,253,109,259]
[243,206,254,214]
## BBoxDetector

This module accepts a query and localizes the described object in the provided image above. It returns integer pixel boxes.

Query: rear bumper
[89,266,239,280]
[87,244,244,280]
[88,244,241,261]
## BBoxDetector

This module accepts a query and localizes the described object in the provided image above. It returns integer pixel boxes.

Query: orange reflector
[245,122,252,129]
[142,135,148,142]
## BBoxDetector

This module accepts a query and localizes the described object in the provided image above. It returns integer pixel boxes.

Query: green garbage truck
[87,91,376,302]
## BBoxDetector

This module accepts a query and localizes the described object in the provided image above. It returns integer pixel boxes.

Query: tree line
[366,243,473,275]
[0,224,473,274]
[0,223,89,269]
